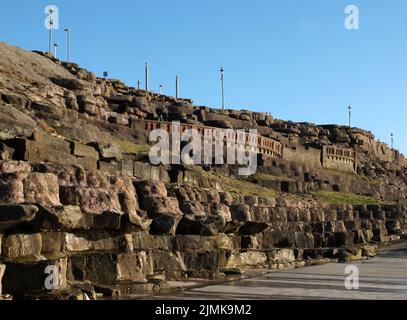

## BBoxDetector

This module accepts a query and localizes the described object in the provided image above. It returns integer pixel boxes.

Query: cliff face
[0,42,406,300]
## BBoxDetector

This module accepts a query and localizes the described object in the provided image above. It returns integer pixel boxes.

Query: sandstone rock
[23,173,61,207]
[68,253,151,283]
[3,258,68,295]
[60,187,121,215]
[119,192,151,231]
[0,205,38,230]
[0,173,26,204]
[135,180,167,198]
[176,215,225,236]
[2,233,43,261]
[0,143,14,160]
[219,192,234,206]
[230,204,252,222]
[236,221,269,236]
[72,142,99,160]
[32,205,92,231]
[0,161,31,173]
[64,233,91,253]
[99,145,123,160]
[152,250,187,274]
[32,163,87,187]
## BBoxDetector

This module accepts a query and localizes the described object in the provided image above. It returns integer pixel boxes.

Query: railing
[135,119,283,158]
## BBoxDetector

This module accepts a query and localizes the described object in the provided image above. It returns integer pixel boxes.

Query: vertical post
[137,80,141,90]
[54,43,59,59]
[348,105,352,129]
[145,63,149,92]
[64,28,71,62]
[176,75,179,99]
[220,67,225,110]
[48,8,54,55]
[159,84,163,95]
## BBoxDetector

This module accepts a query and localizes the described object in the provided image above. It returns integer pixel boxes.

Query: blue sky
[1,0,407,154]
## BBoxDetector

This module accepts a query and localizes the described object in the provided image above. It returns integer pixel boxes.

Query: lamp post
[137,80,141,90]
[53,43,59,59]
[64,28,71,62]
[176,75,179,99]
[145,63,149,92]
[348,105,352,129]
[48,8,54,55]
[220,67,225,110]
[159,84,163,95]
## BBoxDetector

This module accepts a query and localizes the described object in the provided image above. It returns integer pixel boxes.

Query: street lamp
[53,43,59,59]
[348,105,352,129]
[64,28,71,62]
[137,80,141,90]
[220,67,225,110]
[176,75,179,99]
[145,63,149,91]
[48,8,54,55]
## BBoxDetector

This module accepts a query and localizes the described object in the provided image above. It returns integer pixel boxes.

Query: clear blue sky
[1,0,407,154]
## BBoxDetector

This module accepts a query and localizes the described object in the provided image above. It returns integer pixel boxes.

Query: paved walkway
[157,249,407,300]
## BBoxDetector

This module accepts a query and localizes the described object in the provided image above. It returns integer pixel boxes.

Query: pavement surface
[155,245,407,300]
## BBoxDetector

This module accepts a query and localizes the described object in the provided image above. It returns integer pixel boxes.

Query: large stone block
[68,253,151,283]
[0,161,31,173]
[229,204,252,222]
[2,233,42,261]
[72,142,99,160]
[175,235,215,252]
[130,232,172,251]
[176,216,225,236]
[60,186,121,215]
[152,250,186,273]
[0,173,26,204]
[23,173,60,207]
[3,258,68,295]
[0,205,38,230]
[135,180,167,198]
[32,205,93,231]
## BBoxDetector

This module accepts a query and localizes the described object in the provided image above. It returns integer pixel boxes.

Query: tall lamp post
[145,63,149,92]
[348,105,352,129]
[220,67,225,110]
[64,28,71,62]
[53,43,59,59]
[176,75,179,100]
[48,8,54,55]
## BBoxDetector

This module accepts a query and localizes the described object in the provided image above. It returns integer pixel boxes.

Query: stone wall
[322,145,356,173]
[0,158,406,298]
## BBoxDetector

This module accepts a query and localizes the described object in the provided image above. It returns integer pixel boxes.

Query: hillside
[0,42,406,300]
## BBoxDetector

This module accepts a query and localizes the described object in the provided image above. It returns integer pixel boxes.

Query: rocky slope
[0,42,406,300]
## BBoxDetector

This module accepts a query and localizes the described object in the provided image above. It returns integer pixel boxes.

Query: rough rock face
[0,42,407,299]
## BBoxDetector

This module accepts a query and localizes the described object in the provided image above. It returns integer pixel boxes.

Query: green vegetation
[218,174,279,198]
[247,172,295,183]
[111,137,150,155]
[323,168,378,184]
[311,191,382,205]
